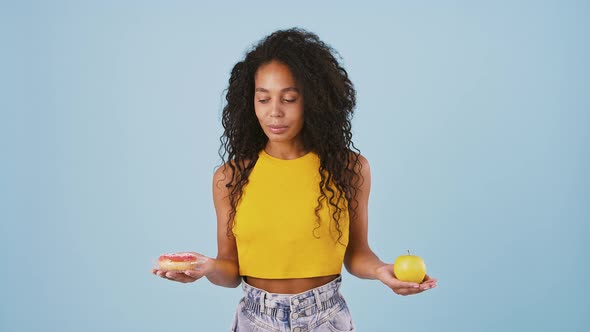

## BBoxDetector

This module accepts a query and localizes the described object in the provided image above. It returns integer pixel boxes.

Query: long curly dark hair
[219,27,361,241]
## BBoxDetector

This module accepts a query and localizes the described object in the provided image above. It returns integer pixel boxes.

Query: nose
[269,99,283,118]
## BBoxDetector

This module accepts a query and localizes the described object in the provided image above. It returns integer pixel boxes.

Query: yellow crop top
[233,149,350,279]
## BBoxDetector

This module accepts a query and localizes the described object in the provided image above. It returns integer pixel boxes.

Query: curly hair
[219,27,361,242]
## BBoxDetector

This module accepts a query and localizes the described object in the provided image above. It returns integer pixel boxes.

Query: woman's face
[254,60,304,146]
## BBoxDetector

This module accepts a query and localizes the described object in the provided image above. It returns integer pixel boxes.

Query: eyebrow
[255,87,300,93]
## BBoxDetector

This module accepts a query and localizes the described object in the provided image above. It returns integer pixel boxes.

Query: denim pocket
[314,304,355,332]
[242,310,282,332]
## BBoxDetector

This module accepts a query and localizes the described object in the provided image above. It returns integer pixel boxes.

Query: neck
[264,141,307,160]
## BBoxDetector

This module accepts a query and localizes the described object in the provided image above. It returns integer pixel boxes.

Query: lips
[268,125,288,134]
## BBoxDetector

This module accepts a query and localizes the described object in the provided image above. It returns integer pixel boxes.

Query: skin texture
[152,59,438,295]
[253,61,305,159]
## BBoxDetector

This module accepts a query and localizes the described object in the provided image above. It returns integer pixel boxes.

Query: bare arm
[204,165,241,287]
[152,165,241,288]
[343,155,386,278]
[344,155,437,295]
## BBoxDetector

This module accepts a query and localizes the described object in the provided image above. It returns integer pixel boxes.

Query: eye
[257,99,269,104]
[282,98,296,103]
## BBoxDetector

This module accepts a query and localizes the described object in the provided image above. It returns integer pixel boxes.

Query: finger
[156,270,176,279]
[421,278,438,287]
[166,272,197,283]
[395,282,437,294]
[165,271,185,279]
[184,270,204,279]
[393,280,420,289]
[383,279,420,293]
[170,276,195,283]
[419,283,434,290]
[422,275,437,283]
[382,272,420,288]
[393,288,421,296]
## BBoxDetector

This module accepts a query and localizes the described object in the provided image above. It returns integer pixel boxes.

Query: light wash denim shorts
[230,275,355,332]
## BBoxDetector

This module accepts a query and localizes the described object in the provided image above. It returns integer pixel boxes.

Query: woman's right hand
[151,253,213,283]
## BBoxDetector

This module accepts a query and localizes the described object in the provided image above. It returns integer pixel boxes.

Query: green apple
[393,250,427,283]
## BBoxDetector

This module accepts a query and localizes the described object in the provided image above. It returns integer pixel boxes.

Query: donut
[158,252,199,271]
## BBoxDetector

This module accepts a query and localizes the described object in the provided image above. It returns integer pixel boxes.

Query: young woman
[153,28,437,331]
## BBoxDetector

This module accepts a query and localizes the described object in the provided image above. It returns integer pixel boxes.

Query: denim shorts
[230,275,355,332]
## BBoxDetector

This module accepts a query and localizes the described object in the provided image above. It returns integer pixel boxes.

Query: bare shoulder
[349,152,370,176]
[212,159,253,191]
[212,162,235,194]
[357,153,370,169]
[213,162,232,183]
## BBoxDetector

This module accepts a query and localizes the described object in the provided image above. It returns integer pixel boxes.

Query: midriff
[244,274,340,294]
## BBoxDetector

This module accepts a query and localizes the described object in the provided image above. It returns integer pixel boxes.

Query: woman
[153,28,437,331]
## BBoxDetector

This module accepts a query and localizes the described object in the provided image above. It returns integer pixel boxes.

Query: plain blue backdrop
[1,1,588,331]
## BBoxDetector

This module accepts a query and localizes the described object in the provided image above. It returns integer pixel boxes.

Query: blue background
[1,1,588,331]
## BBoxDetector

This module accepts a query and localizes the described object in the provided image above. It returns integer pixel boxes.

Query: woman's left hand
[375,264,438,296]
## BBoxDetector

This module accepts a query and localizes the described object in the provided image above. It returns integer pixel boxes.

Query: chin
[266,132,293,141]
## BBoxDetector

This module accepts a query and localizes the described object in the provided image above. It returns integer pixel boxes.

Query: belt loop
[259,291,266,314]
[313,289,322,311]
